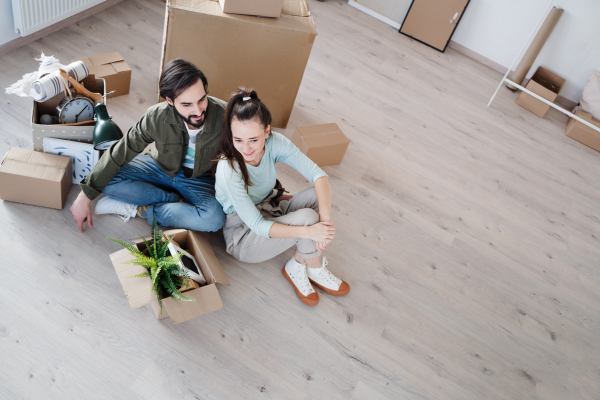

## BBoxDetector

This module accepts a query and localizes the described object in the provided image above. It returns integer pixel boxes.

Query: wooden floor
[1,1,599,399]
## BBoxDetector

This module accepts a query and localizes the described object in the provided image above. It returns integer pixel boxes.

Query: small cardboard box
[160,0,316,128]
[219,0,284,18]
[109,229,230,324]
[73,52,131,97]
[32,77,106,151]
[515,66,566,118]
[566,110,600,152]
[291,123,350,167]
[0,148,72,209]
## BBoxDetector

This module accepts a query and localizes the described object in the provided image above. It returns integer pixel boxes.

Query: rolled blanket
[30,60,89,102]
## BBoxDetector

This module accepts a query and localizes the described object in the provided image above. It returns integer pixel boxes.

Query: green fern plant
[107,216,196,313]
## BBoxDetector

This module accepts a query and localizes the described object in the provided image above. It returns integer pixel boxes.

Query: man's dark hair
[159,58,208,101]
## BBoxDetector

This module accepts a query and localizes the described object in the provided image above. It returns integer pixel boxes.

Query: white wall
[0,0,21,46]
[452,0,600,103]
[352,0,600,103]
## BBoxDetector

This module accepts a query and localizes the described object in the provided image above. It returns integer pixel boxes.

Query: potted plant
[107,217,196,313]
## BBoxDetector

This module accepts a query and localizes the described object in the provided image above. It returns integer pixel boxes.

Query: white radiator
[11,0,106,37]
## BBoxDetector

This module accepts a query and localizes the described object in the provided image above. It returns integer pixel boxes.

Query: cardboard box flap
[282,0,309,17]
[188,232,230,286]
[1,148,69,181]
[88,51,124,66]
[171,0,220,14]
[112,61,132,73]
[163,284,224,323]
[172,0,311,19]
[296,123,350,148]
[110,248,156,309]
[90,64,117,78]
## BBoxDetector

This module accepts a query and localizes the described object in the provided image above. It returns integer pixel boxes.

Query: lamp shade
[93,104,123,150]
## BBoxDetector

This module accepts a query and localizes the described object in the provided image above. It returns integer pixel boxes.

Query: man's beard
[175,107,205,129]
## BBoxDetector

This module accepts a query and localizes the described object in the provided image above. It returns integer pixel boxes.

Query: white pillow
[574,70,600,120]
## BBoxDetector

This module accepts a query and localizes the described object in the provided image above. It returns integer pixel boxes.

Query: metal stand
[487,0,600,134]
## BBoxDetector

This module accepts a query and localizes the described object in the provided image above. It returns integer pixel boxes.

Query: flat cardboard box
[0,147,72,209]
[160,0,316,128]
[566,110,600,152]
[109,229,230,324]
[515,66,566,118]
[291,123,350,167]
[32,77,106,151]
[73,52,131,97]
[219,0,284,18]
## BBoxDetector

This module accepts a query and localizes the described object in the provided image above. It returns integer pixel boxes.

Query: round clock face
[59,97,95,124]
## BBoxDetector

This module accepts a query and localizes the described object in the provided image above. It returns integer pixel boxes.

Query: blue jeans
[102,155,225,232]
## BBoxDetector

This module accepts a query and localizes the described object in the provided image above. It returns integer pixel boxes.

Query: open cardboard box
[515,66,565,118]
[160,0,316,128]
[109,229,229,324]
[0,147,72,209]
[31,76,106,151]
[566,110,600,152]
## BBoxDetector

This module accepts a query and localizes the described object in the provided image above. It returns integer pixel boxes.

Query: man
[70,59,226,233]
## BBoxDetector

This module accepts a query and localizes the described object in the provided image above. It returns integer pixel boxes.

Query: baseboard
[0,0,125,56]
[347,0,401,30]
[447,41,577,110]
[345,2,578,110]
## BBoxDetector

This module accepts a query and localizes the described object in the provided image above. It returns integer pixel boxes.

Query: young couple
[71,59,349,306]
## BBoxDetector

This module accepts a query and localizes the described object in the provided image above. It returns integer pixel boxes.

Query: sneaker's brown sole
[282,267,319,306]
[309,279,350,296]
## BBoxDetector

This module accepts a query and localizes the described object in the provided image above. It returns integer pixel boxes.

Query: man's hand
[70,191,93,233]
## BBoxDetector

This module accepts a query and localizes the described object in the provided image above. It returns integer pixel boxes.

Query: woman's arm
[269,176,335,249]
[268,220,335,243]
[314,176,331,222]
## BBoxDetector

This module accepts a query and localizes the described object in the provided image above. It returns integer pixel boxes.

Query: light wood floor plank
[1,0,600,399]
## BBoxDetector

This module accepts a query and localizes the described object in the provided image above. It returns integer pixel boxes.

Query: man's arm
[71,110,155,232]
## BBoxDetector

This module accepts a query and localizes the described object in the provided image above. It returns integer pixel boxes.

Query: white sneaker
[282,257,319,306]
[95,196,138,222]
[307,257,350,296]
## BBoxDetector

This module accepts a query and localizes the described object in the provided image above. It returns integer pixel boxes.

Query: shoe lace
[115,204,136,222]
[319,257,341,285]
[297,264,313,294]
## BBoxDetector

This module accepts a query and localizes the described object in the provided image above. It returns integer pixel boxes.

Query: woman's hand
[306,221,335,244]
[315,241,329,254]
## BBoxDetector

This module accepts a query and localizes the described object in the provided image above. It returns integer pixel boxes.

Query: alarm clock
[56,96,95,124]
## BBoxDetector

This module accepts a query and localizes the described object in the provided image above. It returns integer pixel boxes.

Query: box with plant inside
[108,218,230,324]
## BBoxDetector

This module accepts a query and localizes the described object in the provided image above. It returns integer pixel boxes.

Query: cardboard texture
[110,229,230,324]
[73,52,132,97]
[161,0,316,128]
[0,148,72,209]
[515,67,566,118]
[566,110,600,152]
[219,0,284,18]
[400,0,470,52]
[32,78,106,151]
[291,123,350,167]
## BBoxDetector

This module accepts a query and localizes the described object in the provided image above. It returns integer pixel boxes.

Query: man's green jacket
[80,96,227,200]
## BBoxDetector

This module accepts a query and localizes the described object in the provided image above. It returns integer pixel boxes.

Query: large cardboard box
[0,148,72,209]
[73,52,132,97]
[160,0,316,128]
[515,66,566,118]
[110,229,230,324]
[219,0,284,18]
[32,77,106,151]
[291,123,350,167]
[566,110,600,152]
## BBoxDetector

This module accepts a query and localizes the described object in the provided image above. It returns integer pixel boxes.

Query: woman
[214,88,350,306]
